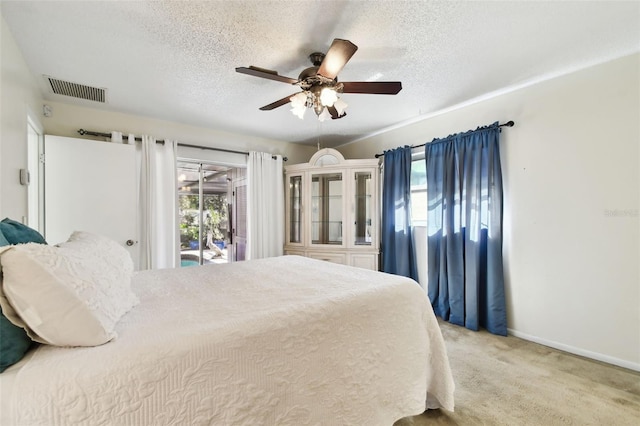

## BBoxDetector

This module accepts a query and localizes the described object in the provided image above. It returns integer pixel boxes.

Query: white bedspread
[1,256,454,425]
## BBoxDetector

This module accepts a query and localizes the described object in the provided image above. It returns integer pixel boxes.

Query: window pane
[411,190,428,223]
[410,159,427,224]
[410,159,426,188]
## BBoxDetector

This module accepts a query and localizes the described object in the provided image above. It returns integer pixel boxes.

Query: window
[410,152,427,226]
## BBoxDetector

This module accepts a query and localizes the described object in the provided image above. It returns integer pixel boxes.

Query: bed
[0,238,454,425]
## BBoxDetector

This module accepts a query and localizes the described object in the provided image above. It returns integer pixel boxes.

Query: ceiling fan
[236,38,402,121]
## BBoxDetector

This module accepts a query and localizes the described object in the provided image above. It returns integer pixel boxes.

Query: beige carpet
[395,320,640,425]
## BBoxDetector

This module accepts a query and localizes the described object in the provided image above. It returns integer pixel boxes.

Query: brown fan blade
[341,81,402,94]
[327,106,346,120]
[317,39,358,80]
[236,66,298,84]
[259,92,301,110]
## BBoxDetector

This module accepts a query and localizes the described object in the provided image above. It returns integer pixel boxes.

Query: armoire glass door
[311,172,343,245]
[354,171,373,245]
[289,175,302,244]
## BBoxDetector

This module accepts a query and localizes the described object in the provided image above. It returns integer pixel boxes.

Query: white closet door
[44,135,139,268]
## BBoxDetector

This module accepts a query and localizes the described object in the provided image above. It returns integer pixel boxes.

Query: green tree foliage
[179,193,228,248]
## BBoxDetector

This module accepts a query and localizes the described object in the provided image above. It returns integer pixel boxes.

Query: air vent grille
[45,76,106,103]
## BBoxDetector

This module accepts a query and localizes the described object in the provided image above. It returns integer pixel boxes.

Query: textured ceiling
[2,1,639,148]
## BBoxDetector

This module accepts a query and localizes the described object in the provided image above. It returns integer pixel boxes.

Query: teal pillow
[0,230,9,246]
[0,315,33,373]
[0,222,40,373]
[0,218,46,245]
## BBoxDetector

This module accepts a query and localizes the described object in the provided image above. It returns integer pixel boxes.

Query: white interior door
[44,135,139,268]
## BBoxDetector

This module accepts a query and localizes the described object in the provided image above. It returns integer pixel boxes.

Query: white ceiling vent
[44,76,106,103]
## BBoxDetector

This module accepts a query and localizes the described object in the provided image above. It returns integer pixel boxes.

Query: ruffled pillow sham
[0,231,138,347]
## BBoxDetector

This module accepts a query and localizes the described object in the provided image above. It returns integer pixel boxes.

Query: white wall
[339,54,640,370]
[0,14,43,220]
[41,101,317,166]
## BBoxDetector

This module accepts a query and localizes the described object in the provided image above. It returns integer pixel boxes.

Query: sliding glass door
[177,161,231,266]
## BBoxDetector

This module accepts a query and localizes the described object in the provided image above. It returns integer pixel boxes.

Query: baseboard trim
[507,328,640,372]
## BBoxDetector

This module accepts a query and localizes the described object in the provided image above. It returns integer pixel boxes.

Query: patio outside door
[177,161,238,266]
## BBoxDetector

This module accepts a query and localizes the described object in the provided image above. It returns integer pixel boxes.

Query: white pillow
[0,231,138,346]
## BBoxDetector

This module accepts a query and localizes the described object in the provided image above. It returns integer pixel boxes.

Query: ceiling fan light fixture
[317,107,331,122]
[290,92,307,119]
[290,92,306,108]
[319,87,338,107]
[289,88,348,121]
[237,38,401,120]
[333,98,348,115]
[313,98,325,116]
[291,105,306,119]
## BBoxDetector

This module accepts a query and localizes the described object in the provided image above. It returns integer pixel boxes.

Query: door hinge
[39,154,45,164]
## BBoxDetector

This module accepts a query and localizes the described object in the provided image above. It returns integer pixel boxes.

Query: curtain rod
[374,120,515,158]
[77,129,287,161]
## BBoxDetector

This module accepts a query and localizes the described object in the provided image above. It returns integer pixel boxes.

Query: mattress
[0,255,454,425]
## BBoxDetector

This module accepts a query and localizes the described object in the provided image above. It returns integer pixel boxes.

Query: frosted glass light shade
[317,107,331,122]
[290,92,308,119]
[320,88,338,107]
[333,98,348,115]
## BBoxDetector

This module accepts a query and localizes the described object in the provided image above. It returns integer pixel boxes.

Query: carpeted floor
[395,320,640,425]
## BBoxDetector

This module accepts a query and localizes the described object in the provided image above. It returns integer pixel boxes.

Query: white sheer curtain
[110,131,122,143]
[110,132,135,145]
[139,135,179,269]
[247,152,284,259]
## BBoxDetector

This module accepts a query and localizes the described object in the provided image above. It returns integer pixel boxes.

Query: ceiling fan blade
[317,39,358,80]
[259,92,301,110]
[341,81,402,94]
[327,106,346,120]
[236,66,298,84]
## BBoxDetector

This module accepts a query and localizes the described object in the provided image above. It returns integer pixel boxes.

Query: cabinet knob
[126,239,137,246]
